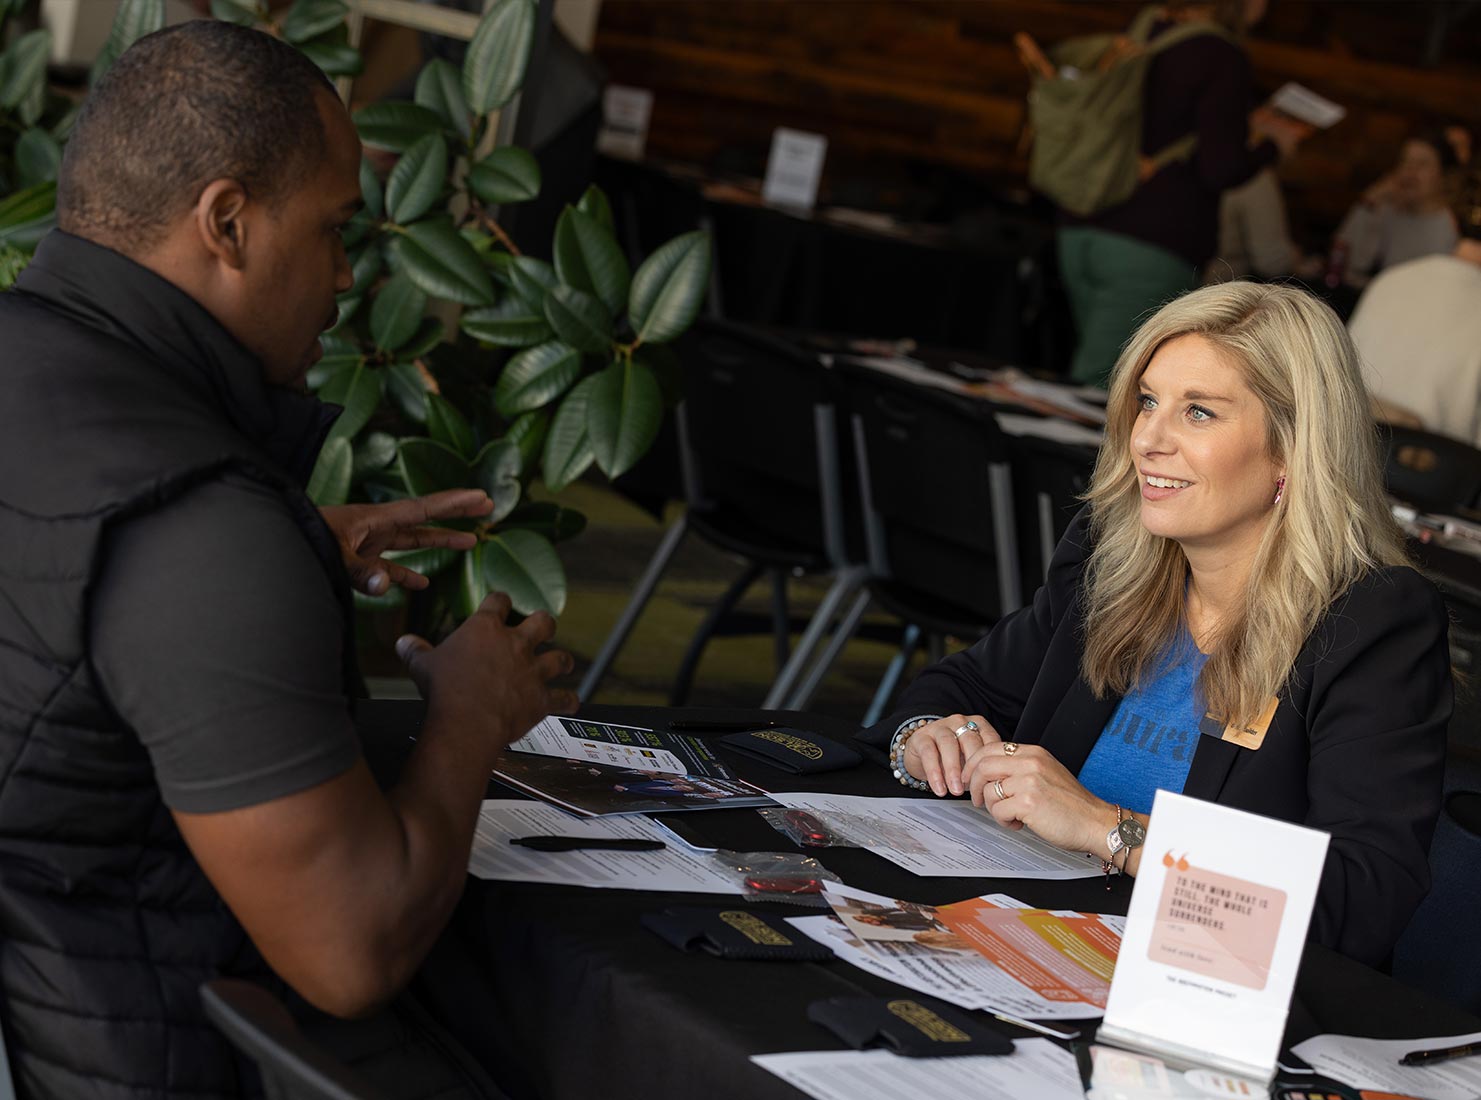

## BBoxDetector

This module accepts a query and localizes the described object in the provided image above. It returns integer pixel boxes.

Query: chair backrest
[1380,423,1481,513]
[673,318,850,567]
[1391,781,1481,1015]
[200,980,386,1100]
[1004,431,1096,593]
[836,360,1022,628]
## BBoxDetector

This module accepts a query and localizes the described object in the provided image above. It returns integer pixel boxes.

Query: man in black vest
[0,21,576,1098]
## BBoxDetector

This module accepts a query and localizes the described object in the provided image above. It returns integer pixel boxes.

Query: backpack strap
[1136,10,1239,174]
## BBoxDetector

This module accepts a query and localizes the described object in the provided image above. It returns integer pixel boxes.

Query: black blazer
[859,508,1452,967]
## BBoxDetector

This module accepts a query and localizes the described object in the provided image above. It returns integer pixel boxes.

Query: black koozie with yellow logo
[719,728,862,775]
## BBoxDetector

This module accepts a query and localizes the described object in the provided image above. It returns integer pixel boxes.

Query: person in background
[860,281,1451,968]
[1206,165,1299,282]
[1059,0,1306,386]
[1330,127,1461,288]
[1348,170,1481,443]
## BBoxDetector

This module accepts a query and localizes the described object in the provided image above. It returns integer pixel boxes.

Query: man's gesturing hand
[396,591,578,749]
[320,489,494,596]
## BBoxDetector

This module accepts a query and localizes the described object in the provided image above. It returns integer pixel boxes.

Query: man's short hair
[57,21,336,249]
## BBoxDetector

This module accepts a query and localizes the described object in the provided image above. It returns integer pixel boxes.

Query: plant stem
[477,210,522,257]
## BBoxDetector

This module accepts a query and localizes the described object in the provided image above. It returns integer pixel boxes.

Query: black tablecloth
[355,700,1481,1100]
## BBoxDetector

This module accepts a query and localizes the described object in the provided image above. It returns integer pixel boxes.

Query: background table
[356,700,1481,1100]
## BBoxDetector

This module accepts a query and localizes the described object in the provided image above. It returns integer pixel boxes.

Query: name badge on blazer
[1198,696,1279,751]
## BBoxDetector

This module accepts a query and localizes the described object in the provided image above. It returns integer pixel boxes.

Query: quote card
[1098,791,1329,1083]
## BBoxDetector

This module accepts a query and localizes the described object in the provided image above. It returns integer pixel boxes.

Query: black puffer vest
[0,232,355,1098]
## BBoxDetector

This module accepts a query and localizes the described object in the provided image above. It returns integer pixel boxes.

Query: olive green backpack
[1026,7,1235,217]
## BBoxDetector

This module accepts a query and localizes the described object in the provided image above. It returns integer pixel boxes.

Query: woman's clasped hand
[961,741,1113,854]
[901,714,1000,796]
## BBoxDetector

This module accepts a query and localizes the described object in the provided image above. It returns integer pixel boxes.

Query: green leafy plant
[0,0,360,287]
[313,0,711,629]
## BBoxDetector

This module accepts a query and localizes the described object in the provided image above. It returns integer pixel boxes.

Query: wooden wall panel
[593,1,1481,243]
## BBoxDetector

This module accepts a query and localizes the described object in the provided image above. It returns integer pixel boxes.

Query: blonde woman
[864,282,1452,966]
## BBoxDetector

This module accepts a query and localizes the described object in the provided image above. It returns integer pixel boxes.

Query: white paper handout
[751,1039,1084,1100]
[1099,791,1330,1083]
[1270,82,1346,128]
[767,792,1101,879]
[1291,1031,1481,1100]
[467,800,739,894]
[596,84,653,160]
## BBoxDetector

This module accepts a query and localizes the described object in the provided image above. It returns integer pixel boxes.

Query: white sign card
[1098,791,1330,1083]
[761,127,827,211]
[1270,82,1345,129]
[597,85,654,160]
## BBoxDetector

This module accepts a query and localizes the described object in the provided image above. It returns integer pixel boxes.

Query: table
[354,700,1481,1100]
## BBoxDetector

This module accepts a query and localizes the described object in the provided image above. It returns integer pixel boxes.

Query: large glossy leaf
[332,293,362,333]
[393,219,495,306]
[386,133,447,226]
[0,180,55,250]
[397,437,469,497]
[509,256,557,312]
[461,297,552,348]
[507,408,549,475]
[210,0,257,26]
[494,340,582,417]
[307,435,353,506]
[462,0,536,115]
[456,544,491,619]
[576,184,615,237]
[543,285,612,354]
[586,358,662,479]
[91,0,162,84]
[16,74,42,127]
[320,360,382,442]
[1,30,49,108]
[359,157,384,220]
[415,58,470,140]
[473,438,522,522]
[541,374,599,492]
[370,271,428,352]
[628,230,712,346]
[297,34,363,78]
[468,147,541,205]
[385,544,458,580]
[346,241,383,298]
[553,205,630,315]
[482,528,565,616]
[386,361,431,423]
[281,0,347,44]
[353,102,447,154]
[48,101,82,142]
[352,431,399,477]
[401,316,446,359]
[426,392,476,460]
[501,501,586,542]
[14,128,61,189]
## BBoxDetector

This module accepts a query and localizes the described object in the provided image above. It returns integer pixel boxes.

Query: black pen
[510,836,666,853]
[1399,1041,1480,1067]
[666,719,781,732]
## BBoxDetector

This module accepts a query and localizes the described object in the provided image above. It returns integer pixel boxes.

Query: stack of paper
[1291,1032,1481,1100]
[752,1040,1084,1100]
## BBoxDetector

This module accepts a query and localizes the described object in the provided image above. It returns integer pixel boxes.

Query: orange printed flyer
[937,898,1119,1010]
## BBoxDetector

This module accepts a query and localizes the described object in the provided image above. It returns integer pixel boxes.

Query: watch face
[1118,818,1147,847]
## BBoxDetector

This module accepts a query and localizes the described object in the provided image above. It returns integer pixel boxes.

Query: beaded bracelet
[887,715,942,790]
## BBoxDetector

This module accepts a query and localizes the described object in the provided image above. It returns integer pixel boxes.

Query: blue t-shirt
[1076,636,1208,815]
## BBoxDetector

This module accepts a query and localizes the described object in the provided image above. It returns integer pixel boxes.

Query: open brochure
[794,883,1121,1021]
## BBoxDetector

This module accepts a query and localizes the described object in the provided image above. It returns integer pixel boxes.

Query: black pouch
[641,906,834,961]
[719,728,861,774]
[807,996,1013,1057]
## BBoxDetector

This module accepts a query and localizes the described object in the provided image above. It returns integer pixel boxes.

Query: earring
[1273,476,1285,506]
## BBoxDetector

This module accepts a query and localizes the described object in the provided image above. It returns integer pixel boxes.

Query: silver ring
[953,720,978,738]
[1003,741,1019,756]
[993,779,1006,801]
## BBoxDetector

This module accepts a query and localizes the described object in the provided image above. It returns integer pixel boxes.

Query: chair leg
[770,568,790,671]
[578,515,689,702]
[762,565,868,710]
[784,588,873,711]
[862,623,923,727]
[669,562,765,707]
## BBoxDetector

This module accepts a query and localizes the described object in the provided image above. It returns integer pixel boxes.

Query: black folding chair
[779,360,1023,719]
[200,981,385,1100]
[1380,423,1481,514]
[579,319,865,707]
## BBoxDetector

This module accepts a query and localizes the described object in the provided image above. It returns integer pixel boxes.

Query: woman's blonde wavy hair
[1081,281,1408,727]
